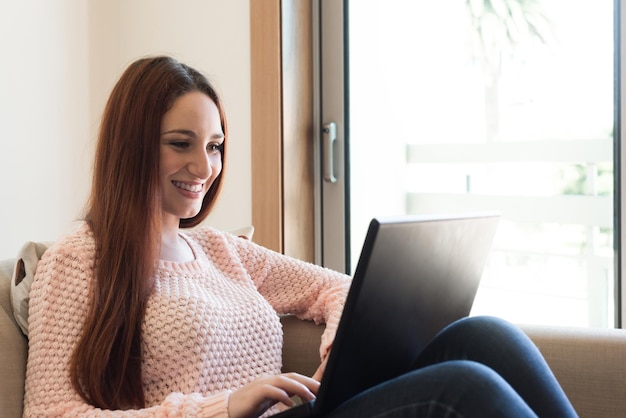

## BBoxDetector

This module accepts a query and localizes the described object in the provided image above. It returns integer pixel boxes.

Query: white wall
[0,0,252,258]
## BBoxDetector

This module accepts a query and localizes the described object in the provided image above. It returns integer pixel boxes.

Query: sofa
[2,254,626,418]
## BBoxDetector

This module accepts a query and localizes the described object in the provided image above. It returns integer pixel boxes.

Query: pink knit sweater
[23,224,350,417]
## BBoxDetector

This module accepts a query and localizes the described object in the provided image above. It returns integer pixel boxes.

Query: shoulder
[40,223,96,268]
[28,224,95,330]
[33,223,96,297]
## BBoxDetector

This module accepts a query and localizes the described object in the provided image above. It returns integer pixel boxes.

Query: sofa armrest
[522,324,626,418]
[280,315,324,376]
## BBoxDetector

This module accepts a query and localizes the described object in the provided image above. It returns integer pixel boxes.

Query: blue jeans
[326,316,578,418]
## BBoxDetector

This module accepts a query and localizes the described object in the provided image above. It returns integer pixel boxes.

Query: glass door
[318,0,619,327]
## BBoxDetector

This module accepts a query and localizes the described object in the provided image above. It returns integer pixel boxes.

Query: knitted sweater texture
[23,224,350,417]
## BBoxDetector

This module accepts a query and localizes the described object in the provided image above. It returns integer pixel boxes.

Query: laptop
[275,212,500,417]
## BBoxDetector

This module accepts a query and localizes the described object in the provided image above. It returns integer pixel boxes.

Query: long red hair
[71,56,228,409]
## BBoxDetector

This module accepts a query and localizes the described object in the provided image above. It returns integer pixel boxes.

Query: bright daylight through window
[343,0,615,327]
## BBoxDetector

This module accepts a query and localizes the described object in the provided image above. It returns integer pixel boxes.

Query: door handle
[322,122,337,183]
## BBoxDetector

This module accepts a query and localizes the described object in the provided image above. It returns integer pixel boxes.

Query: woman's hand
[228,373,320,418]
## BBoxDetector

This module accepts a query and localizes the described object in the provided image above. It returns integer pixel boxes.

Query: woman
[23,56,578,417]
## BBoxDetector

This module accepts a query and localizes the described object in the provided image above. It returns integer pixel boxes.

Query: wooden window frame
[250,0,315,261]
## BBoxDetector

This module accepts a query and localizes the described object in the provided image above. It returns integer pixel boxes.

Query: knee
[438,359,499,381]
[446,315,526,341]
[452,315,512,330]
[415,316,540,370]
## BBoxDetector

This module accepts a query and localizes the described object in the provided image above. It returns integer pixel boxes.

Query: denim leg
[326,360,537,418]
[412,316,578,418]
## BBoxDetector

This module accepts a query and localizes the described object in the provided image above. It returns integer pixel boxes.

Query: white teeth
[173,181,203,192]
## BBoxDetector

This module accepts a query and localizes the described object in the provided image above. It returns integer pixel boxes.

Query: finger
[261,384,298,407]
[269,374,319,402]
[281,373,321,395]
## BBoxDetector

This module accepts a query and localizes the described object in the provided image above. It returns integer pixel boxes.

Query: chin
[184,208,203,219]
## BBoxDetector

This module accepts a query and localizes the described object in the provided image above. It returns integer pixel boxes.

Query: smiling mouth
[172,181,203,193]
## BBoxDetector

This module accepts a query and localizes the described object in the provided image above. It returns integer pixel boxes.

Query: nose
[188,148,212,180]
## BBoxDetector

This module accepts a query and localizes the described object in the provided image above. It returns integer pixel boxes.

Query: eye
[207,142,224,154]
[170,140,190,149]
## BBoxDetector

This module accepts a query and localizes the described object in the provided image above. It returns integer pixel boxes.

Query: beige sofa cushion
[10,241,52,336]
[281,315,324,376]
[523,324,626,418]
[0,257,27,418]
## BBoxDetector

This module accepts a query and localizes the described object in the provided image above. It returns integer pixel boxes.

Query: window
[317,0,620,327]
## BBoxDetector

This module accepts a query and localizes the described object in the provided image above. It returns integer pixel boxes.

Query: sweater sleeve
[219,232,351,359]
[23,232,232,418]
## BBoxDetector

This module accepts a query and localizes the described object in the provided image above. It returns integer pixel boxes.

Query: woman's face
[159,91,224,226]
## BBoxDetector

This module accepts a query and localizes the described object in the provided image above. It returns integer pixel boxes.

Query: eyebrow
[160,129,225,140]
